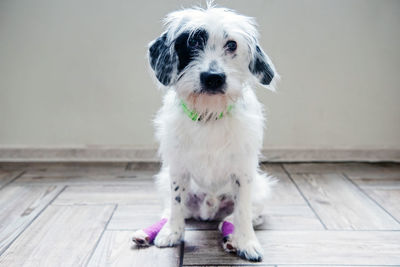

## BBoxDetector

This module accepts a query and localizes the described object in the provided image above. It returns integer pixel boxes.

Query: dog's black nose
[200,71,226,92]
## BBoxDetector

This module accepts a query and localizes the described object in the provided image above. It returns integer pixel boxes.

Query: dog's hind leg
[251,172,275,227]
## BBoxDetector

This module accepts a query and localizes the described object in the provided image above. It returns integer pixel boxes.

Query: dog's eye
[225,40,237,52]
[188,38,201,49]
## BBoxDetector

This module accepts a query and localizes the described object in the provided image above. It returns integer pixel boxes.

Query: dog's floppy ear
[148,32,177,86]
[249,45,275,87]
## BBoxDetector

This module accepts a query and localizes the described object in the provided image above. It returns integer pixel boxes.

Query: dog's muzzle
[200,71,226,94]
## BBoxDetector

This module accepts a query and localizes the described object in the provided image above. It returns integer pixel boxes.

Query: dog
[132,3,278,262]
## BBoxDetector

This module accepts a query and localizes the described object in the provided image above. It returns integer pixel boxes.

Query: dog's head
[148,5,277,113]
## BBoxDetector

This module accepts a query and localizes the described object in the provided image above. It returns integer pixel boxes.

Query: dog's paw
[154,225,183,247]
[221,234,237,253]
[132,229,151,247]
[236,238,264,262]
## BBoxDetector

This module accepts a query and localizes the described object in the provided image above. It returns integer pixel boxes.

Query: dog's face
[149,6,276,112]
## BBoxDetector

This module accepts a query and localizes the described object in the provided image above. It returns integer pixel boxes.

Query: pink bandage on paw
[143,218,168,242]
[221,221,234,237]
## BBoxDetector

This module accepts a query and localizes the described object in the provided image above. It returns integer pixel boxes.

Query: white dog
[132,4,278,262]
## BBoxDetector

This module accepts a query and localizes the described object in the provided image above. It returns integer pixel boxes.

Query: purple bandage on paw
[143,218,168,242]
[221,221,234,237]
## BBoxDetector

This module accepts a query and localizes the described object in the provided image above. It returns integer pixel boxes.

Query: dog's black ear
[249,45,275,86]
[148,32,177,86]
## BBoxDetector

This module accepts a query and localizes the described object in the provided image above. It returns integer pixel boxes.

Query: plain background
[0,0,399,151]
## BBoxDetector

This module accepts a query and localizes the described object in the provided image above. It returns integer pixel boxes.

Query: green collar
[180,100,233,122]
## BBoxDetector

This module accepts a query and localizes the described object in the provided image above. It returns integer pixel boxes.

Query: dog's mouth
[184,92,235,115]
[198,82,227,95]
[198,89,225,95]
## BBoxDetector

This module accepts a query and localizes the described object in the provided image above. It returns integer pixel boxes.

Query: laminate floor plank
[15,173,154,185]
[283,163,400,177]
[107,204,163,230]
[14,163,157,185]
[343,163,400,222]
[53,184,160,205]
[0,205,115,267]
[289,172,399,230]
[0,185,64,255]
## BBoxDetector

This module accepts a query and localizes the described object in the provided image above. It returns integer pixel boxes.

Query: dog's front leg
[154,169,188,247]
[230,174,263,261]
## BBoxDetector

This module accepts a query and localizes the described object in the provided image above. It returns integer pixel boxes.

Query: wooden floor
[0,162,399,267]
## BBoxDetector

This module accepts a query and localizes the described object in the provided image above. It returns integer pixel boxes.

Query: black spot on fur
[235,180,241,187]
[249,45,274,85]
[174,186,179,191]
[175,196,181,203]
[174,29,208,73]
[149,33,176,86]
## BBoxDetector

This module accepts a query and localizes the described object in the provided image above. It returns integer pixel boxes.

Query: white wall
[1,0,399,151]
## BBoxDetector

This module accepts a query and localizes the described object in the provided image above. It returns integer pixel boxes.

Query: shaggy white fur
[133,3,278,262]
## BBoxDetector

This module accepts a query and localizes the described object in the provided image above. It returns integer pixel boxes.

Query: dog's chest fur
[155,88,265,191]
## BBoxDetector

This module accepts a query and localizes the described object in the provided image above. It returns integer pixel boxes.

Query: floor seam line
[342,172,400,225]
[179,240,185,267]
[0,170,26,190]
[281,164,328,230]
[0,184,67,256]
[85,203,118,267]
[125,162,131,171]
